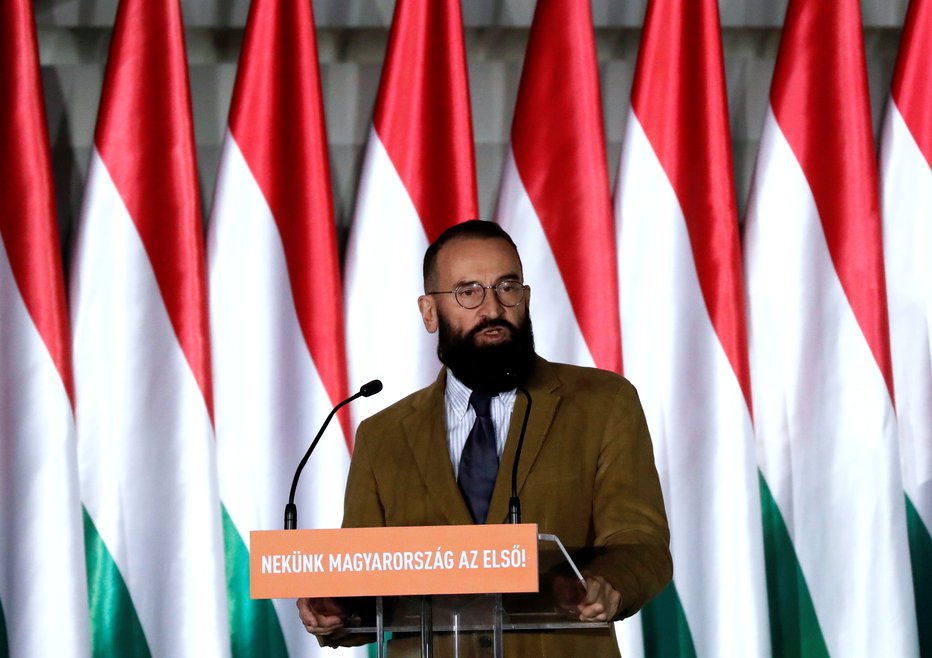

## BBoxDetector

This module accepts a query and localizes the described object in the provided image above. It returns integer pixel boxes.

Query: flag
[494,0,620,372]
[69,0,230,654]
[0,0,90,654]
[879,1,932,653]
[743,0,918,655]
[207,0,362,654]
[615,0,770,655]
[344,0,479,419]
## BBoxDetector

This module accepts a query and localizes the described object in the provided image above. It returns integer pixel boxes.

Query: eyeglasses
[427,279,528,310]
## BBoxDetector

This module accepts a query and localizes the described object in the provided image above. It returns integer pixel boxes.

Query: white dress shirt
[444,371,517,476]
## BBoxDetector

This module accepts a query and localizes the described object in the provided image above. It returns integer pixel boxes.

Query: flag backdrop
[69,0,230,654]
[8,1,930,655]
[615,0,770,656]
[743,0,919,656]
[343,0,479,422]
[207,0,361,654]
[494,0,621,373]
[0,0,90,655]
[880,0,932,653]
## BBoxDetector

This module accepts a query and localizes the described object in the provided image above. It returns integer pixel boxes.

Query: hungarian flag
[343,0,478,419]
[615,0,770,655]
[0,0,90,654]
[879,0,932,653]
[207,0,361,654]
[69,0,229,654]
[494,0,620,372]
[743,0,918,655]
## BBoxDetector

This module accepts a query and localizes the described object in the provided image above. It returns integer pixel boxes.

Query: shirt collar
[444,369,517,419]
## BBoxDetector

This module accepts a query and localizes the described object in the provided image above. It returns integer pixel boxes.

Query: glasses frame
[427,279,528,310]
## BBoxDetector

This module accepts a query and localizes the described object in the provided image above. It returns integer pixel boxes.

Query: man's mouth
[471,322,514,343]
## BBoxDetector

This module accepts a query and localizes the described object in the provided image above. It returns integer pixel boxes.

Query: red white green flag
[0,0,90,654]
[69,0,229,654]
[615,0,769,655]
[743,0,918,655]
[879,1,932,653]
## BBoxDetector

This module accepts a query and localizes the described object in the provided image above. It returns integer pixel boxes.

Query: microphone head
[359,379,383,397]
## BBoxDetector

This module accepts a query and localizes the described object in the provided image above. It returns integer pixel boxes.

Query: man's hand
[576,573,621,622]
[296,597,345,636]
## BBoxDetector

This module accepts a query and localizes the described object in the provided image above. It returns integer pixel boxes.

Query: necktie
[458,392,499,524]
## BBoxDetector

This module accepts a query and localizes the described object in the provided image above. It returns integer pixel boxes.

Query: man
[299,220,671,655]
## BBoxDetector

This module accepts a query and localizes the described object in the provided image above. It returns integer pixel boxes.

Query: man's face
[418,236,530,344]
[418,236,535,391]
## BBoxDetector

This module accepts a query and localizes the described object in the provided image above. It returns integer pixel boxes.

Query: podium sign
[250,523,539,599]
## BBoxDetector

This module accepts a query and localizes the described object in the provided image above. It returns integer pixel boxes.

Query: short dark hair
[422,220,522,290]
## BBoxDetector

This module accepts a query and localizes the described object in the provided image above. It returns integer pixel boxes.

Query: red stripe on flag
[0,0,75,406]
[94,0,214,418]
[510,0,621,372]
[228,0,351,445]
[373,0,478,242]
[891,0,932,170]
[630,0,752,411]
[770,0,895,399]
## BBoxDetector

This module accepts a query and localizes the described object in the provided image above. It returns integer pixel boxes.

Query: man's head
[418,220,535,393]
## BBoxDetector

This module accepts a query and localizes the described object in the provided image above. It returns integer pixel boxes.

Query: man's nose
[476,287,504,318]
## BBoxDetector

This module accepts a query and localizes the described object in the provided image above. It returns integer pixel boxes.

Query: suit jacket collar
[399,356,562,526]
[400,369,474,524]
[488,355,561,524]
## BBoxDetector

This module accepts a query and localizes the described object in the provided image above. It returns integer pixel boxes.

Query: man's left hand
[576,573,621,622]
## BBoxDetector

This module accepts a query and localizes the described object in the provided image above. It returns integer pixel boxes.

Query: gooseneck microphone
[508,376,533,524]
[284,379,383,529]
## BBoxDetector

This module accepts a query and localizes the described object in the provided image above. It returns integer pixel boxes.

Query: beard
[436,312,536,394]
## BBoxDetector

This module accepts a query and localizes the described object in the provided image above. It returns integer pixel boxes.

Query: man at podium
[298,220,671,656]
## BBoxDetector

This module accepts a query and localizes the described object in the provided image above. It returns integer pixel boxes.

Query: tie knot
[469,392,494,418]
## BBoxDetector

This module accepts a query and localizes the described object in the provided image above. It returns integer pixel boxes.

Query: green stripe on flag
[83,508,150,657]
[222,506,288,658]
[0,596,8,658]
[641,581,697,657]
[759,473,829,658]
[905,495,932,658]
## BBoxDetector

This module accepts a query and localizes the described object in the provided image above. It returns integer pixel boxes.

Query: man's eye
[498,282,519,293]
[458,287,480,297]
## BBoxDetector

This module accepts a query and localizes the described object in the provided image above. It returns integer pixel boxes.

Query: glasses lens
[454,282,486,309]
[495,280,525,307]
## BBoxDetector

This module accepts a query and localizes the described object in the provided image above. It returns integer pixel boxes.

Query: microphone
[284,379,383,529]
[507,374,532,524]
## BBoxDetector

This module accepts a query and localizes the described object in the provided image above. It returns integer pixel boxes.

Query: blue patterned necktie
[458,392,499,524]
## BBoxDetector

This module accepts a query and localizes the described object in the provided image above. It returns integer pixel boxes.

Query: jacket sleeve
[584,380,673,619]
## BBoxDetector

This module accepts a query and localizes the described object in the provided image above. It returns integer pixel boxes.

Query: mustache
[467,319,518,339]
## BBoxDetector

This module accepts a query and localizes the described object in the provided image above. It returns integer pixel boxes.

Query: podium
[250,525,609,657]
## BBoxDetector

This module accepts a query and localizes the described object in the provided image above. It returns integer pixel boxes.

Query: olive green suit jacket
[341,356,672,656]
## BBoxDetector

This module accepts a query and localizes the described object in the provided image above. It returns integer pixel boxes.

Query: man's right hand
[296,597,346,636]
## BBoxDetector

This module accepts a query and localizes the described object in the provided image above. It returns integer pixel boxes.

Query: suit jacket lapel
[487,357,560,524]
[401,370,475,525]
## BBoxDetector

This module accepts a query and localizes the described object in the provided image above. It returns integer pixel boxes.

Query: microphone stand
[284,380,382,529]
[508,382,532,524]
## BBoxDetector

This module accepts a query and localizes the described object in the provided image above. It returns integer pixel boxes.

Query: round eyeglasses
[427,279,528,309]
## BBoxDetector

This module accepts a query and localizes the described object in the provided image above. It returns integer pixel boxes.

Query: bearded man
[298,220,671,656]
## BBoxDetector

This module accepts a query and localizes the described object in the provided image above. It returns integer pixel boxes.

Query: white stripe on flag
[208,134,356,655]
[495,150,594,368]
[745,108,917,658]
[618,112,769,657]
[0,237,90,658]
[880,100,932,531]
[344,128,436,422]
[72,150,230,657]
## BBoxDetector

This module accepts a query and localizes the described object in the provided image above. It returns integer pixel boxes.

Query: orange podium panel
[250,524,539,599]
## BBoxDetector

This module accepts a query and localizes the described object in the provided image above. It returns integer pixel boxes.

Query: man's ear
[418,295,439,333]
